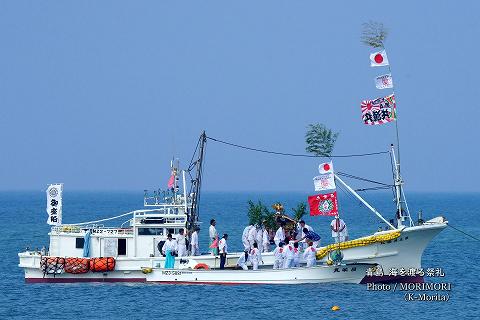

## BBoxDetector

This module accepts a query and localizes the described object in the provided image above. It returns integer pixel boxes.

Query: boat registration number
[162,270,192,276]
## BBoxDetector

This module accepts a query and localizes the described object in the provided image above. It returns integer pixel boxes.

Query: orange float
[89,257,116,272]
[65,258,90,274]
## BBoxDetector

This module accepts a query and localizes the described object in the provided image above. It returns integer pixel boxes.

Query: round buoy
[331,305,340,311]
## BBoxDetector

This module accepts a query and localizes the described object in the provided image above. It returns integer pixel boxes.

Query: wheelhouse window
[118,238,127,255]
[138,228,164,236]
[75,237,84,249]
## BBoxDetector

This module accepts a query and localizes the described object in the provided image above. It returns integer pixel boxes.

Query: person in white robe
[242,225,253,251]
[273,242,285,269]
[283,241,295,269]
[177,229,187,257]
[262,228,270,252]
[273,223,286,247]
[292,242,301,267]
[255,226,264,252]
[236,251,248,270]
[303,241,317,267]
[247,225,257,250]
[331,216,348,243]
[209,219,219,255]
[190,227,200,256]
[162,234,178,269]
[249,243,262,270]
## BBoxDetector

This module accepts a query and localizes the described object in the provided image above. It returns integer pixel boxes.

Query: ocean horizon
[2,190,479,319]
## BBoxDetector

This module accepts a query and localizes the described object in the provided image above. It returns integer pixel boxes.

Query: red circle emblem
[323,163,330,171]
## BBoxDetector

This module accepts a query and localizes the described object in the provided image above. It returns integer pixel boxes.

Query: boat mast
[187,131,207,233]
[385,49,412,227]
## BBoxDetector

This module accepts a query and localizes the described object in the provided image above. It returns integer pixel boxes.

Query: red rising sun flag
[370,50,389,67]
[308,192,338,216]
[361,94,396,125]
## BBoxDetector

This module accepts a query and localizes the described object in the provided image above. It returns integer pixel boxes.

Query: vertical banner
[46,184,63,225]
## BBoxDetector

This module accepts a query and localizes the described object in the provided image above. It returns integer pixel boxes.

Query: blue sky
[0,1,478,192]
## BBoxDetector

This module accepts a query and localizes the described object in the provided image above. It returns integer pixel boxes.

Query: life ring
[193,263,210,270]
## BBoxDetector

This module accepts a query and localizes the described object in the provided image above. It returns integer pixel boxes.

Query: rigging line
[187,136,201,172]
[67,211,136,226]
[336,171,391,186]
[447,224,480,242]
[206,136,389,158]
[355,186,393,192]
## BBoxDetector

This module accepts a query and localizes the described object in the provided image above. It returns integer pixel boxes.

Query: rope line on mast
[336,171,391,186]
[206,136,389,158]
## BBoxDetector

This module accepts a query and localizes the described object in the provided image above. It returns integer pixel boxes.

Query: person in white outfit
[162,234,178,269]
[255,226,264,252]
[303,241,317,267]
[273,242,285,269]
[176,229,187,257]
[218,234,228,269]
[249,243,262,270]
[190,227,200,256]
[273,223,286,247]
[283,241,295,269]
[209,219,219,255]
[292,242,301,267]
[247,225,257,250]
[236,251,249,270]
[242,224,253,251]
[262,228,270,252]
[331,215,348,243]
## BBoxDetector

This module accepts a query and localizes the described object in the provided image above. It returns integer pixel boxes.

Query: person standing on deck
[292,242,300,267]
[255,225,264,252]
[250,242,262,270]
[247,224,257,250]
[177,229,187,257]
[209,219,219,255]
[283,241,295,269]
[190,227,200,256]
[274,223,286,247]
[218,234,228,269]
[242,224,253,251]
[262,228,270,252]
[303,241,317,267]
[273,242,285,269]
[331,215,348,243]
[162,233,177,269]
[298,220,314,249]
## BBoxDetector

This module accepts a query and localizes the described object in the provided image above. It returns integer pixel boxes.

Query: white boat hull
[145,264,373,285]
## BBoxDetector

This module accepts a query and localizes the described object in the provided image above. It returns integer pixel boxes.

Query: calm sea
[1,191,478,320]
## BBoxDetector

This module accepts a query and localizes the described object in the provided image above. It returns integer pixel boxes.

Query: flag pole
[383,45,410,227]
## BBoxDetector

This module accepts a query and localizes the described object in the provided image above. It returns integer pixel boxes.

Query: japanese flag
[370,50,389,67]
[319,161,334,174]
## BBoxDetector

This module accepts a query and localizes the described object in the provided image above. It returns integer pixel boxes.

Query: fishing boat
[18,132,447,284]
